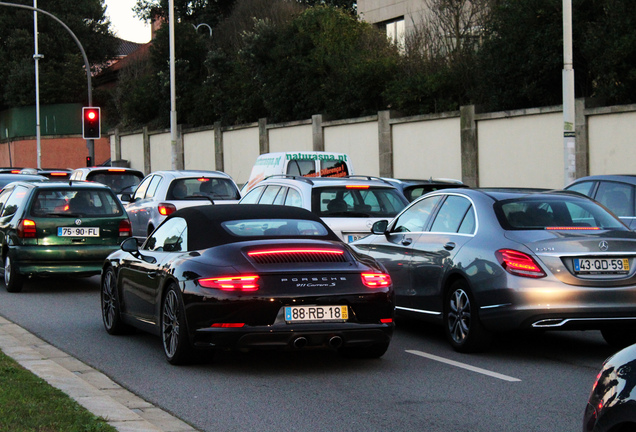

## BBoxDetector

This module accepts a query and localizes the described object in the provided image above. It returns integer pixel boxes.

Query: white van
[240,151,354,195]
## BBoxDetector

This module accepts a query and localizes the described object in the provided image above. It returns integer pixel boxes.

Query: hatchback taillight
[119,219,132,237]
[158,203,177,216]
[198,275,260,291]
[495,249,547,278]
[361,273,392,288]
[18,219,37,238]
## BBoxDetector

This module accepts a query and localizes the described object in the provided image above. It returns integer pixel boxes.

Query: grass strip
[0,349,116,432]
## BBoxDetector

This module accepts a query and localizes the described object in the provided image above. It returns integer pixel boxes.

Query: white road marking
[406,350,522,382]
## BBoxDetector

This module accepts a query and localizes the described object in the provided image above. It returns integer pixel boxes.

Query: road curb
[0,315,199,432]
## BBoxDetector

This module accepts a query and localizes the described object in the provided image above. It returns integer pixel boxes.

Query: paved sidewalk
[0,315,200,432]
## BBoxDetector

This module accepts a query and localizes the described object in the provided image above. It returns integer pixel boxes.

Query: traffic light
[86,156,93,167]
[82,107,101,139]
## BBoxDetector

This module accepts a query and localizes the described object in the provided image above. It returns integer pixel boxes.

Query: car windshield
[167,178,239,200]
[314,186,407,217]
[222,219,329,237]
[30,189,123,217]
[86,171,143,194]
[495,197,627,230]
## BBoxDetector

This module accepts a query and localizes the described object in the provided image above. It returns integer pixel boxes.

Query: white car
[239,175,409,242]
[70,167,144,201]
[125,170,240,238]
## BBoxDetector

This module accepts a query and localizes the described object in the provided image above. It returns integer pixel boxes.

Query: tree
[0,0,117,110]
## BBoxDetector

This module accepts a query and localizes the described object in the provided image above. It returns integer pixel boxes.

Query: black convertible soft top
[167,204,340,250]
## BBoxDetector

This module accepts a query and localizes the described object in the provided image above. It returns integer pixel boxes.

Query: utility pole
[34,0,42,168]
[169,0,178,170]
[563,0,576,185]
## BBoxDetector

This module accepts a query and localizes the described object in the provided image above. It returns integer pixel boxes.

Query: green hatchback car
[0,181,132,292]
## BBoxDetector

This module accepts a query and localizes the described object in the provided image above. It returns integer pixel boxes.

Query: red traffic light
[82,107,101,139]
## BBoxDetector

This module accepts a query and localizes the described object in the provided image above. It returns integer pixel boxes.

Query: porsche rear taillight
[211,323,245,328]
[198,275,260,291]
[495,249,547,278]
[158,203,177,216]
[361,273,392,288]
[119,219,132,237]
[18,219,37,238]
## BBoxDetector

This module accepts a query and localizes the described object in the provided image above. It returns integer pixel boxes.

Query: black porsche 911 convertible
[100,204,394,364]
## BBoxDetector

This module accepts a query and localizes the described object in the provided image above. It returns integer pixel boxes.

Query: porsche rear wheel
[101,267,134,335]
[4,254,23,293]
[443,280,491,353]
[161,284,194,365]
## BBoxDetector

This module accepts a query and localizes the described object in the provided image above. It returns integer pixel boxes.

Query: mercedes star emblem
[599,241,609,251]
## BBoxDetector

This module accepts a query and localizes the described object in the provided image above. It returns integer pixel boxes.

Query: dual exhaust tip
[292,336,343,349]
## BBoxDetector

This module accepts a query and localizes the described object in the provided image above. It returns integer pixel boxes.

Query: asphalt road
[0,275,615,432]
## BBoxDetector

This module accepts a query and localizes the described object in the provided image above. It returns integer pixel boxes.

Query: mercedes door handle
[402,237,413,246]
[444,242,456,250]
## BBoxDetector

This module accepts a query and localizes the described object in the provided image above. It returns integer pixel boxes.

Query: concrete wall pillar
[575,98,588,178]
[460,105,479,187]
[176,124,185,170]
[143,126,151,175]
[113,128,121,161]
[312,114,324,151]
[214,121,224,172]
[378,110,393,178]
[258,118,269,154]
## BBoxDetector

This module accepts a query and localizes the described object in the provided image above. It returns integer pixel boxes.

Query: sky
[104,0,151,44]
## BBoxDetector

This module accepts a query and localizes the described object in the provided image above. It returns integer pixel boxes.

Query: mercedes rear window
[495,197,627,231]
[314,187,408,217]
[30,189,124,217]
[222,219,328,237]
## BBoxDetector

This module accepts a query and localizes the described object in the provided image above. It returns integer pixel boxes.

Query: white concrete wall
[222,127,260,186]
[120,134,145,173]
[392,117,462,180]
[183,129,215,171]
[477,112,563,189]
[268,124,313,153]
[324,121,379,176]
[588,111,636,175]
[149,133,172,172]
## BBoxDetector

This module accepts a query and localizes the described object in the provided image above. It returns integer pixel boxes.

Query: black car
[382,177,468,202]
[584,343,636,431]
[0,173,48,189]
[101,204,394,365]
[565,175,636,229]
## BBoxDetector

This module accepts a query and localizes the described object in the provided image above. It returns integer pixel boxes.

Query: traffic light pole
[0,2,95,164]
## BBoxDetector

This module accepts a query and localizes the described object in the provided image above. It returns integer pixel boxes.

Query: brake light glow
[108,169,126,172]
[198,275,260,291]
[50,172,68,176]
[197,178,210,182]
[361,273,392,287]
[119,219,132,237]
[380,318,393,324]
[211,323,245,328]
[495,249,547,278]
[346,185,369,189]
[248,249,345,257]
[545,226,600,231]
[158,203,177,216]
[18,219,37,238]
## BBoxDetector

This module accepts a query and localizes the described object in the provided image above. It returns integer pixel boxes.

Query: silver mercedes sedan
[350,188,636,353]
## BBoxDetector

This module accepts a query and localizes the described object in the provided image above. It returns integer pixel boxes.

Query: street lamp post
[34,0,42,169]
[563,0,576,186]
[169,0,178,170]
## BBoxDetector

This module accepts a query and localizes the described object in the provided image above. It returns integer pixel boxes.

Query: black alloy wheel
[161,284,194,365]
[3,254,23,293]
[443,280,491,353]
[101,267,134,335]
